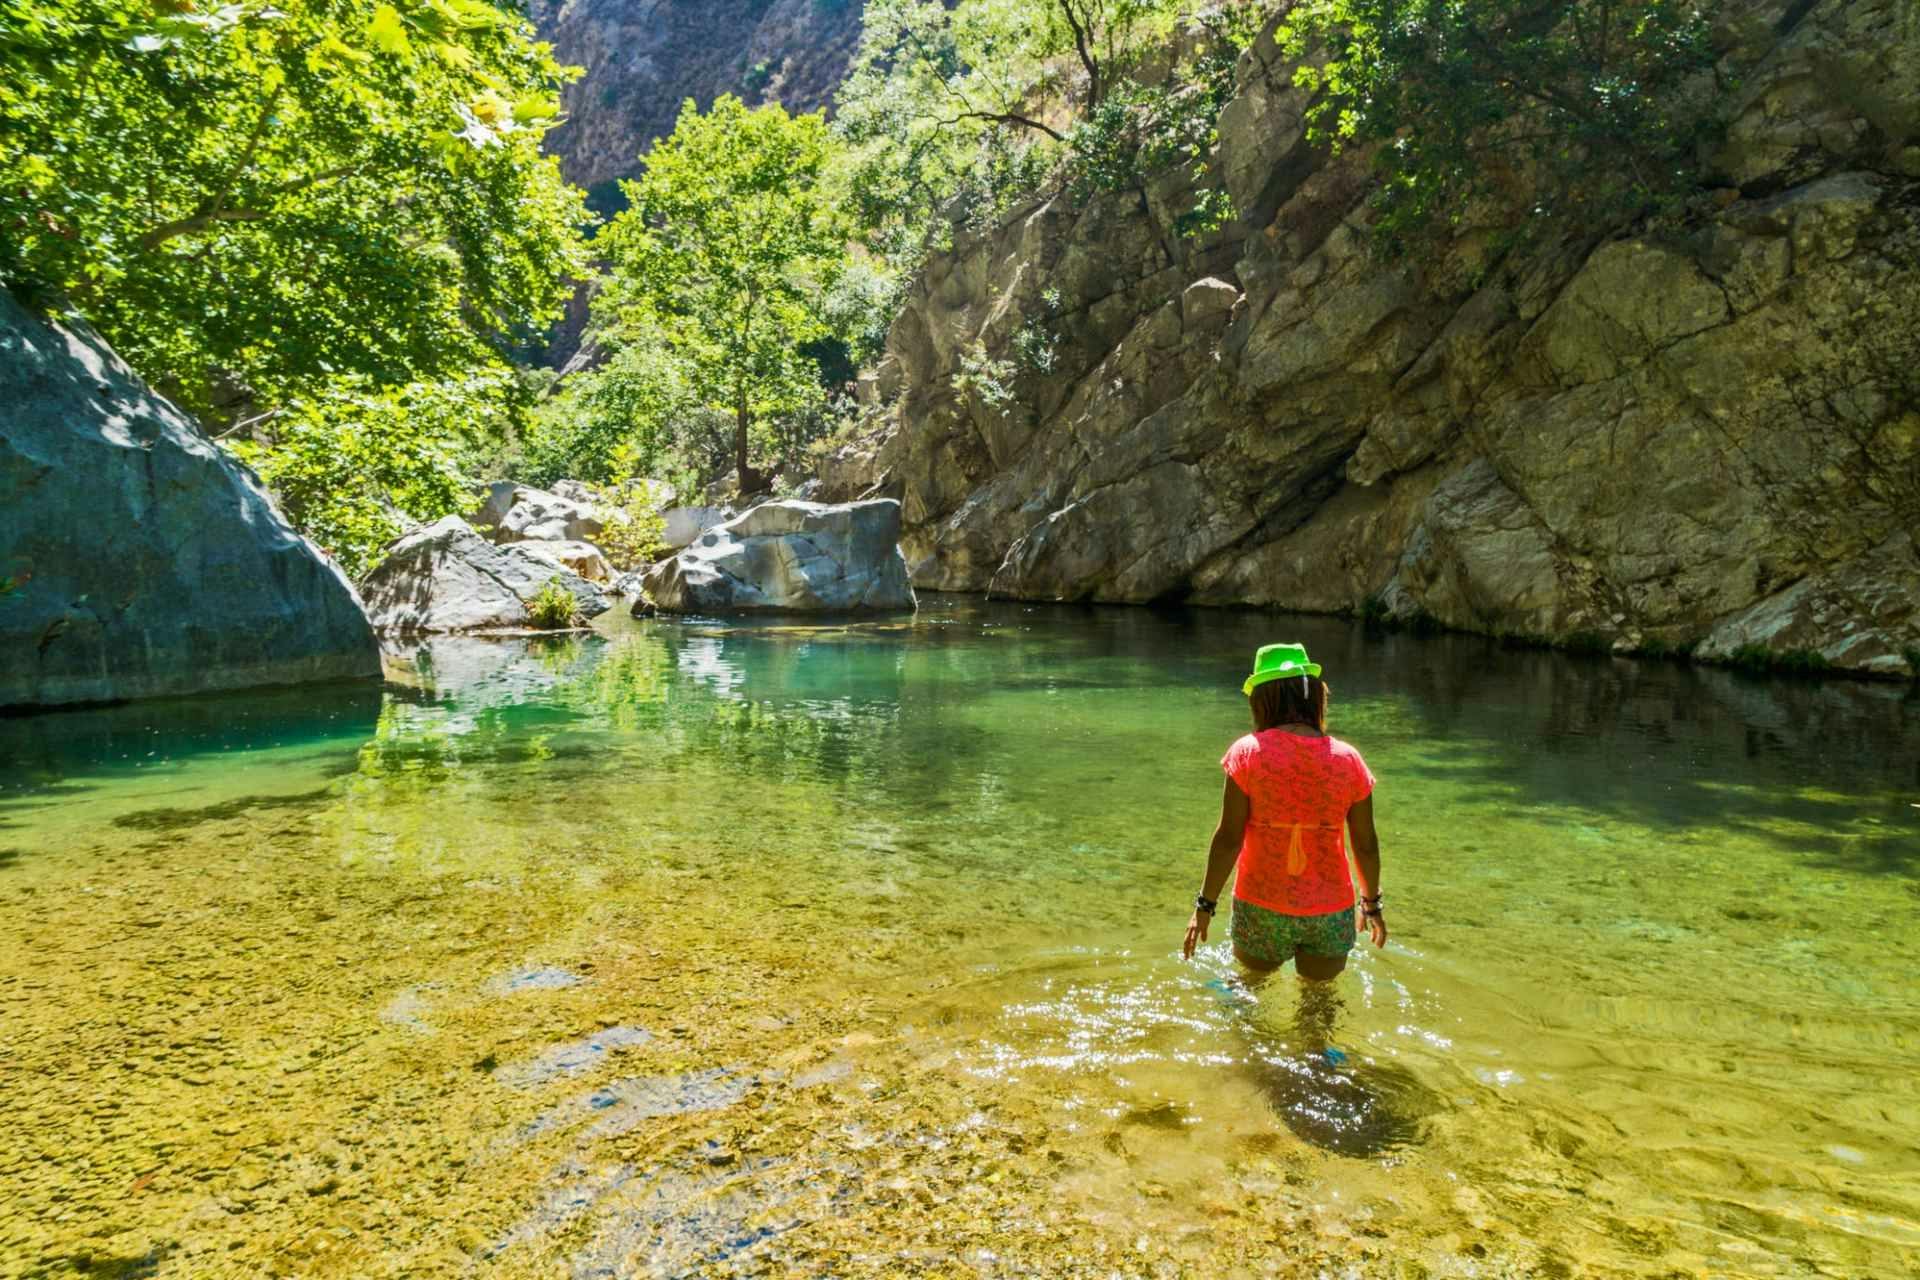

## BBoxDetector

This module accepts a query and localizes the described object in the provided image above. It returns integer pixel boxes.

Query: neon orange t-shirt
[1221,729,1376,916]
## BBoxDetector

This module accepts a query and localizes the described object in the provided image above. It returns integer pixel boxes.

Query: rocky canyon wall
[530,0,865,196]
[821,0,1920,676]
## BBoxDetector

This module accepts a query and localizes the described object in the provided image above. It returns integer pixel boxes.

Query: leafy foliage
[583,465,669,571]
[597,95,851,492]
[229,373,522,577]
[524,578,582,630]
[834,0,1262,271]
[518,329,697,487]
[1278,0,1722,253]
[0,0,589,414]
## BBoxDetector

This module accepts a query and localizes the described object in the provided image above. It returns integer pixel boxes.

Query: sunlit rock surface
[0,292,380,709]
[821,0,1920,675]
[359,516,609,633]
[495,487,605,546]
[644,500,916,614]
[509,539,615,584]
[660,504,737,550]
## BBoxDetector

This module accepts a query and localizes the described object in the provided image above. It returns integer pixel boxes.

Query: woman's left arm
[1183,776,1249,959]
[1348,794,1388,949]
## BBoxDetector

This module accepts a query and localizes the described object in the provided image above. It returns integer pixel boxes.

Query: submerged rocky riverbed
[2,600,1916,1277]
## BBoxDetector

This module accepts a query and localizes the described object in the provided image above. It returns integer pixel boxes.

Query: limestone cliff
[822,0,1920,676]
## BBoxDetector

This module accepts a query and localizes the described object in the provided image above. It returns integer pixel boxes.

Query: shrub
[1636,635,1696,662]
[1728,645,1831,676]
[229,376,502,578]
[586,473,669,571]
[952,340,1020,414]
[1280,0,1723,256]
[525,580,583,631]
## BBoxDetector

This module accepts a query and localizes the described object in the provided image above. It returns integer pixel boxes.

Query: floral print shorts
[1229,897,1356,966]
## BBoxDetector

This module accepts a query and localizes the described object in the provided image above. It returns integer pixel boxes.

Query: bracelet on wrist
[1194,894,1217,916]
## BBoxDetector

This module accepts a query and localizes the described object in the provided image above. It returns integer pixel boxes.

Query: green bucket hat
[1242,642,1322,695]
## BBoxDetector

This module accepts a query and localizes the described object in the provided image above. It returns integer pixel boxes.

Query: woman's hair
[1249,675,1330,733]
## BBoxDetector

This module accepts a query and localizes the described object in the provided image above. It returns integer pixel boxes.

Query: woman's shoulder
[1326,735,1368,762]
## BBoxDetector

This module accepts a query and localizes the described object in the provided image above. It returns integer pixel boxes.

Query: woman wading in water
[1182,643,1386,978]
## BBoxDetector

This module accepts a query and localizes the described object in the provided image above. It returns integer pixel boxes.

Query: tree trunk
[733,389,752,494]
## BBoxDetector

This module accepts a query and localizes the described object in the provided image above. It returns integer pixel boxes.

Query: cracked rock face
[643,500,916,614]
[528,0,865,194]
[359,517,610,634]
[0,292,381,709]
[821,0,1920,675]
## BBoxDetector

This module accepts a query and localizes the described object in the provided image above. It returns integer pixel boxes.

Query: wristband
[1194,894,1217,916]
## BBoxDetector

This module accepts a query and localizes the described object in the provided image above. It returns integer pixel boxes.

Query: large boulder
[495,487,604,545]
[660,504,736,550]
[643,500,916,614]
[359,516,609,633]
[0,293,380,709]
[509,539,614,583]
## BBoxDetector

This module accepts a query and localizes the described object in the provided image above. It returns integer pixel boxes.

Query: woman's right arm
[1183,776,1249,959]
[1348,794,1387,948]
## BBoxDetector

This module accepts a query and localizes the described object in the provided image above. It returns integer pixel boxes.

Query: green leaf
[511,95,560,125]
[367,4,411,56]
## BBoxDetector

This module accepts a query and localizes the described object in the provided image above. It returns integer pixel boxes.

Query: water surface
[3,599,1917,1278]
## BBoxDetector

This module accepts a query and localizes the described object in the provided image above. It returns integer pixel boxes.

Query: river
[3,598,1916,1277]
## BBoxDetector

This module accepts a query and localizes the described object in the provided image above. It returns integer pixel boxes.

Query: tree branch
[136,207,271,249]
[1055,0,1103,111]
[945,109,1067,143]
[135,163,365,249]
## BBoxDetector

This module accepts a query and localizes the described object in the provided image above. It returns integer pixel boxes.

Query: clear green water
[2,599,1917,1279]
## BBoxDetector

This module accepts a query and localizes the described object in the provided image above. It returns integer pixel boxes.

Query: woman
[1182,643,1386,978]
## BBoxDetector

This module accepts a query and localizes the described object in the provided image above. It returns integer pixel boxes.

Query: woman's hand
[1182,909,1211,959]
[1357,905,1388,949]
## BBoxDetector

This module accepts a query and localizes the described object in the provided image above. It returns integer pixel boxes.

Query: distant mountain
[529,0,867,213]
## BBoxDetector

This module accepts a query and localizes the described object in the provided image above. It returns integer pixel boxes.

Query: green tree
[1279,0,1721,254]
[228,371,525,576]
[834,0,1257,270]
[0,0,589,417]
[598,95,849,494]
[518,323,700,487]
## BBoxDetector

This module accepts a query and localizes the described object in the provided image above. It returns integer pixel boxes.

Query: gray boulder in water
[359,516,609,633]
[0,292,380,709]
[643,500,916,613]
